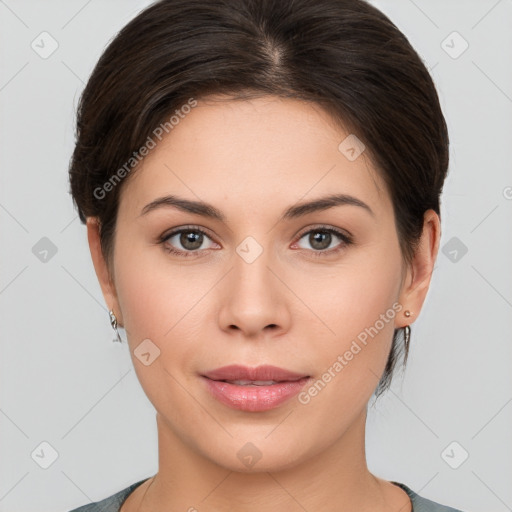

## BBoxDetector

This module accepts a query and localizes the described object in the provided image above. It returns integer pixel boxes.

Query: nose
[217,243,291,339]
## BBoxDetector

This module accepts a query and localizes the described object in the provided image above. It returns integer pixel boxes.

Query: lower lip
[202,377,310,412]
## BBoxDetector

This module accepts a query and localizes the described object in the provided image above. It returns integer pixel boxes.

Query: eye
[158,224,353,258]
[159,226,218,257]
[292,226,353,257]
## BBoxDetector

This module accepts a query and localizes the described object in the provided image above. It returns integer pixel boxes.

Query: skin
[87,95,440,512]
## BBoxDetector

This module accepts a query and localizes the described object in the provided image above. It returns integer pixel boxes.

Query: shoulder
[67,478,151,512]
[392,481,466,512]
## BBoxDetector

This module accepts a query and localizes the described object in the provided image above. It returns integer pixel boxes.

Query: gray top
[67,478,465,512]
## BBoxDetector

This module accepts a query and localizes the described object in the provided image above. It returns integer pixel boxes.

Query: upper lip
[202,365,309,382]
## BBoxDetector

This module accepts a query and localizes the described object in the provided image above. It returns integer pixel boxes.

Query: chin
[195,431,314,474]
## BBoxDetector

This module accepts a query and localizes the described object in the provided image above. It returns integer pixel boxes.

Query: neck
[134,407,405,512]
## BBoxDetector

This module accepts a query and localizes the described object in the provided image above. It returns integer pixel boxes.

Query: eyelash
[158,225,353,258]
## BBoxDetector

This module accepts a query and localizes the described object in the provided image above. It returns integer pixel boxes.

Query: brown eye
[308,231,333,250]
[178,231,204,250]
[294,226,353,256]
[160,227,217,257]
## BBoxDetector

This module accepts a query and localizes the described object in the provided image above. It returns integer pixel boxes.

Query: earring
[403,324,410,349]
[109,309,123,343]
[403,310,412,363]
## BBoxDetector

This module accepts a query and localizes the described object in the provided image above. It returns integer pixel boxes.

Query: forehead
[119,95,391,221]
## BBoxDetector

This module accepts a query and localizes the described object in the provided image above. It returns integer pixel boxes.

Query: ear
[396,209,441,328]
[86,217,123,325]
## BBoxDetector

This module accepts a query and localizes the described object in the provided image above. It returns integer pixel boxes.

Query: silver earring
[403,324,411,363]
[109,309,123,343]
[403,324,410,347]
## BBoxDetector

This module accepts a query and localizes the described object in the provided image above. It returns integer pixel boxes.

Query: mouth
[216,379,294,386]
[201,365,311,412]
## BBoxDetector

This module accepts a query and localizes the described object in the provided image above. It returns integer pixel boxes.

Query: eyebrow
[139,193,375,221]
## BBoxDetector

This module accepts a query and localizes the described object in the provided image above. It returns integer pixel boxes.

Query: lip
[201,365,311,412]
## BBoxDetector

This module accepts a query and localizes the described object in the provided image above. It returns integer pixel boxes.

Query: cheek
[112,237,213,389]
[292,246,403,394]
[111,243,202,409]
[113,234,195,339]
[299,253,402,345]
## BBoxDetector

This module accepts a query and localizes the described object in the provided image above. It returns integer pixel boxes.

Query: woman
[67,0,465,510]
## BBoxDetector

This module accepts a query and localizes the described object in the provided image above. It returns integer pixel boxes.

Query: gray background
[1,1,511,511]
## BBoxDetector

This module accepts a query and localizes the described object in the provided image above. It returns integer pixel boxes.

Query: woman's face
[89,95,436,472]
